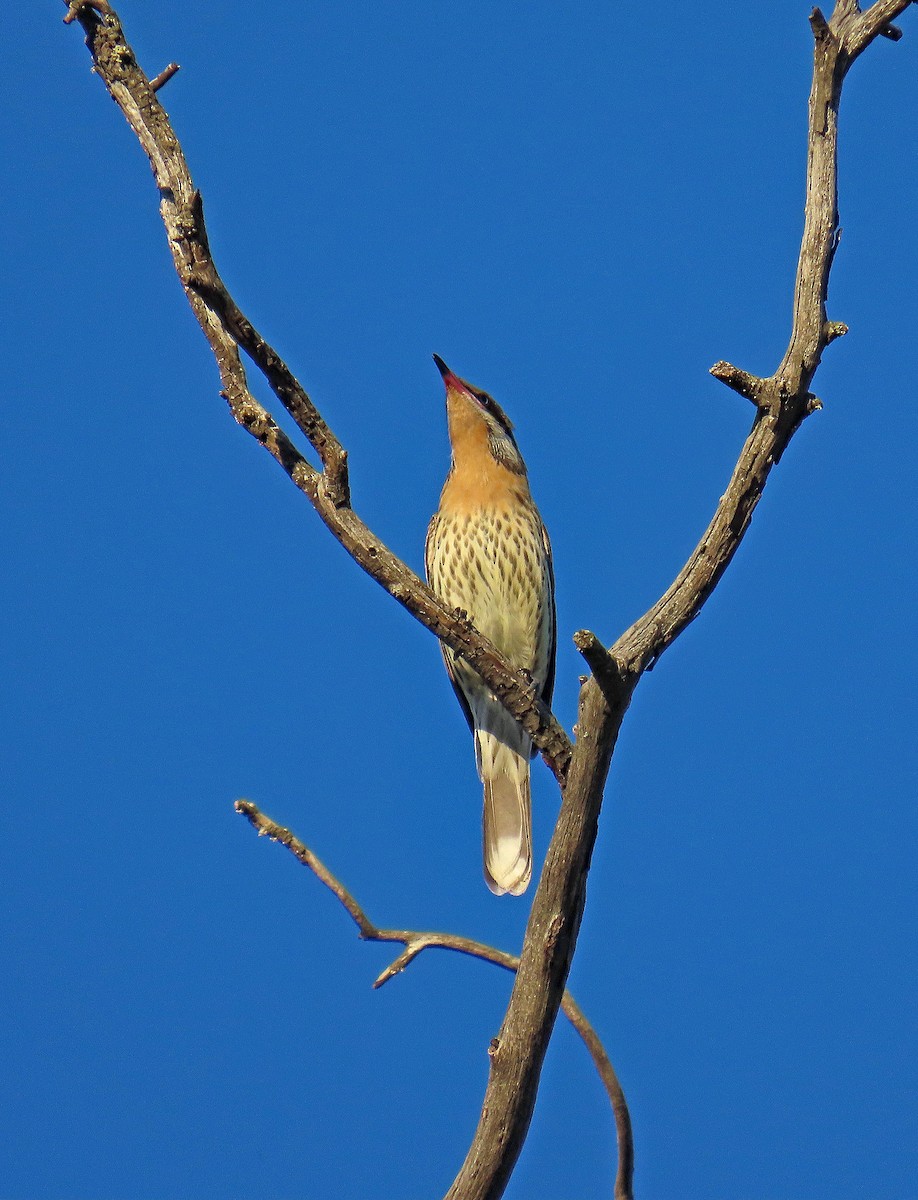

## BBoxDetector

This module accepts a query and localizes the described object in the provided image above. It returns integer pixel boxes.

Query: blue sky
[3,3,916,1197]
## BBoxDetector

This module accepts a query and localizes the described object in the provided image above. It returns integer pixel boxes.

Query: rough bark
[61,0,572,784]
[62,3,913,1198]
[235,798,634,1200]
[444,5,914,1197]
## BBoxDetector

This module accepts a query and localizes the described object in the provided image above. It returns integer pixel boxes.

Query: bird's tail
[475,730,532,896]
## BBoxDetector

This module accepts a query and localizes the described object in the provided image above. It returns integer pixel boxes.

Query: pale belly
[427,507,552,686]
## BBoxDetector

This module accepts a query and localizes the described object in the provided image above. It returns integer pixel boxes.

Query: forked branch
[63,2,913,1199]
[235,799,634,1199]
[607,0,916,680]
[445,4,913,1198]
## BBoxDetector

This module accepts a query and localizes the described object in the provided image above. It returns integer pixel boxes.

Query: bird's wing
[539,517,558,711]
[524,516,558,760]
[425,511,476,735]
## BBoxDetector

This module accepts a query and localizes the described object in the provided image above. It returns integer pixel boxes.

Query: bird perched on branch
[426,355,556,896]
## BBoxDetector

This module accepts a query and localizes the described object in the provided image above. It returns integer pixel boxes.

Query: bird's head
[433,354,526,476]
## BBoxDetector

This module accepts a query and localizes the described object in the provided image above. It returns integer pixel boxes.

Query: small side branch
[149,61,179,91]
[849,0,914,54]
[709,361,767,406]
[63,0,111,20]
[562,993,634,1200]
[235,800,633,1200]
[573,631,634,710]
[809,7,831,39]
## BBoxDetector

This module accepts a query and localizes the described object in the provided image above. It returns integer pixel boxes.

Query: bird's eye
[477,393,492,410]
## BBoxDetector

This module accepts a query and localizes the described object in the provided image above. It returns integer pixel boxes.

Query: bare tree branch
[60,0,572,785]
[235,800,633,1200]
[444,5,914,1197]
[572,630,634,709]
[148,61,179,92]
[62,2,913,1197]
[709,360,766,405]
[850,1,914,52]
[610,0,914,681]
[562,994,634,1200]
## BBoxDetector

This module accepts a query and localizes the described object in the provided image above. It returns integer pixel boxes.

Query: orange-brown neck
[439,391,530,514]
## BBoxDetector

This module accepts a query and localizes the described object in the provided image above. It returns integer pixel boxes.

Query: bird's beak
[433,353,460,390]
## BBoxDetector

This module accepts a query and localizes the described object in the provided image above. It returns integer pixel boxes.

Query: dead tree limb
[235,799,633,1200]
[444,5,914,1198]
[61,0,572,785]
[62,2,913,1198]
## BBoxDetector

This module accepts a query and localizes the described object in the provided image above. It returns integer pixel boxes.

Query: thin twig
[235,800,634,1200]
[562,994,634,1200]
[149,61,179,91]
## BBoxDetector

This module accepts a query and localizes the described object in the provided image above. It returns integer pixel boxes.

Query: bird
[425,354,556,896]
